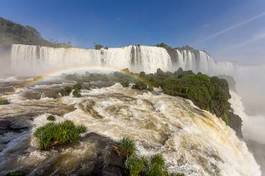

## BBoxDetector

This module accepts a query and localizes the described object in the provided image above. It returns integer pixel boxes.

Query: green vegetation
[125,155,145,176]
[60,86,72,96]
[119,137,136,157]
[47,115,56,121]
[58,83,82,97]
[63,69,231,121]
[94,43,108,50]
[0,17,71,47]
[6,171,25,176]
[156,42,172,49]
[34,120,86,150]
[61,69,233,125]
[72,83,82,97]
[0,97,9,105]
[94,44,104,50]
[122,69,231,123]
[76,125,87,133]
[118,137,185,176]
[145,154,171,176]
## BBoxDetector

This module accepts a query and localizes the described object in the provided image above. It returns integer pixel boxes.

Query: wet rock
[0,86,15,94]
[89,80,115,89]
[5,133,125,176]
[21,90,41,99]
[0,118,31,136]
[0,120,11,135]
[9,119,31,131]
[22,86,70,99]
[228,112,243,138]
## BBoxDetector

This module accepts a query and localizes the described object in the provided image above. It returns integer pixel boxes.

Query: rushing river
[0,71,261,176]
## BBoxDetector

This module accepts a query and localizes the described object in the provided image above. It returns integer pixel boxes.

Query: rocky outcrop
[0,17,71,47]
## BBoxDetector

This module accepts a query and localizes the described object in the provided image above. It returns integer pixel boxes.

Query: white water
[6,44,264,175]
[10,44,235,76]
[230,91,265,145]
[49,84,259,176]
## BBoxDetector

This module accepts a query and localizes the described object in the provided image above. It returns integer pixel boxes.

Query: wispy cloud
[198,11,265,43]
[232,32,265,48]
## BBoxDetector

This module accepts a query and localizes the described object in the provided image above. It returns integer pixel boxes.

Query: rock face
[0,17,71,47]
[0,17,51,47]
[26,133,125,176]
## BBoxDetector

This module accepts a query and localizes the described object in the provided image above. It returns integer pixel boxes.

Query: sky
[1,0,265,64]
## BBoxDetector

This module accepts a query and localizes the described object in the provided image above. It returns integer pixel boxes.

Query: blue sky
[1,0,265,64]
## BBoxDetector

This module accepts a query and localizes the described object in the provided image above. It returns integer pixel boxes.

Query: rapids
[0,75,261,175]
[0,44,263,175]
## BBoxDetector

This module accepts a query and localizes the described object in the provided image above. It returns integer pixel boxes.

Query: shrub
[119,137,136,157]
[132,81,148,90]
[73,83,82,97]
[6,171,25,176]
[126,69,231,123]
[146,154,167,176]
[73,89,81,97]
[125,155,145,176]
[60,86,72,96]
[76,125,87,133]
[95,44,104,50]
[73,83,82,90]
[120,138,184,176]
[47,115,55,121]
[34,120,86,150]
[0,97,9,105]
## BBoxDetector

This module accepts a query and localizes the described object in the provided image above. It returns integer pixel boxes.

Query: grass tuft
[0,97,9,105]
[125,154,145,176]
[34,120,86,150]
[6,171,25,176]
[118,137,136,157]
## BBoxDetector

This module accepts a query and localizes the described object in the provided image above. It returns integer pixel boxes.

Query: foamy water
[49,84,260,176]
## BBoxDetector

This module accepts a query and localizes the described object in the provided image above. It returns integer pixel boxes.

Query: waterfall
[11,44,236,76]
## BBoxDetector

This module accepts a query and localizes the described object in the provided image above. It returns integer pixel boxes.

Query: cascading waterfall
[2,44,262,175]
[10,44,236,76]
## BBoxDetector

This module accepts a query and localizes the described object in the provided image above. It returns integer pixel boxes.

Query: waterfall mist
[6,44,265,143]
[0,46,11,78]
[1,43,264,174]
[230,65,265,175]
[235,65,265,143]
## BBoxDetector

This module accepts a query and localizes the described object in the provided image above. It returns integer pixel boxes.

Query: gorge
[0,43,263,175]
[0,16,263,176]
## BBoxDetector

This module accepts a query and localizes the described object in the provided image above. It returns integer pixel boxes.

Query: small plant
[0,97,9,105]
[119,137,136,157]
[73,83,82,97]
[47,115,55,121]
[132,81,148,90]
[72,89,81,97]
[94,44,104,50]
[34,120,86,150]
[6,171,25,176]
[120,138,184,176]
[125,155,145,176]
[60,86,72,96]
[146,154,167,176]
[76,125,87,133]
[73,83,82,90]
